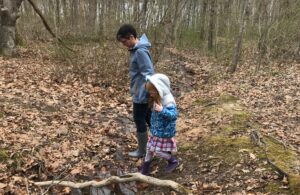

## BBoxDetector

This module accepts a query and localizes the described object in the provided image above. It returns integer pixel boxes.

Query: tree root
[34,172,192,195]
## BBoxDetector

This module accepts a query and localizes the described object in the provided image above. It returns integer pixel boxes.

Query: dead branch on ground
[34,172,192,194]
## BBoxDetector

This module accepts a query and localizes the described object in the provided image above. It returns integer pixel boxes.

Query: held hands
[154,103,163,112]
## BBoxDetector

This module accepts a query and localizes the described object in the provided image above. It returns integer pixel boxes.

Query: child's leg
[144,151,154,162]
[155,151,171,160]
[141,151,153,175]
[156,151,178,173]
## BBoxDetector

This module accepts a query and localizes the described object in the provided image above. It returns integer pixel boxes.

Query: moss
[230,111,252,133]
[183,91,299,194]
[289,174,300,195]
[0,149,9,161]
[193,98,213,106]
[232,111,251,125]
[203,105,220,113]
[260,136,299,174]
[264,182,290,194]
[217,93,239,104]
[205,135,253,164]
[180,142,195,152]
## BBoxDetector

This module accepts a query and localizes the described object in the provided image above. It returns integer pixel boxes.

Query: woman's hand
[154,103,163,112]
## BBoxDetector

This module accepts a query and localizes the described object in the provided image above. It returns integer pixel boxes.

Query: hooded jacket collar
[146,74,176,106]
[130,34,151,51]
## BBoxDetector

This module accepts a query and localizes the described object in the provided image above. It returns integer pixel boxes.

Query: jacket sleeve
[159,105,177,120]
[136,49,154,81]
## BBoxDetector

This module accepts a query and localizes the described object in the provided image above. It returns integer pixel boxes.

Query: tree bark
[228,0,248,73]
[0,0,23,56]
[199,0,208,40]
[140,0,148,31]
[208,0,216,51]
[170,0,188,46]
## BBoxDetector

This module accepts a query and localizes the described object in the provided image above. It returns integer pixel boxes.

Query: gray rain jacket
[129,34,154,103]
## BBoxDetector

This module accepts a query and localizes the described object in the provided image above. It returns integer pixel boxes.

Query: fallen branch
[34,172,192,194]
[250,131,289,178]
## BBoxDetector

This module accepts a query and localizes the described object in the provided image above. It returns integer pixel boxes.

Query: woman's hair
[116,24,137,41]
[145,82,161,106]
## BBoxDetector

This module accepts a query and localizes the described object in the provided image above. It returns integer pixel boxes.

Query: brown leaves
[0,54,138,194]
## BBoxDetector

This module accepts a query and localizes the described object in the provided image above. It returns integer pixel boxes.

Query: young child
[140,73,178,175]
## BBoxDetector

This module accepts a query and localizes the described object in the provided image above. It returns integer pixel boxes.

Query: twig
[264,134,287,150]
[250,130,289,178]
[266,157,289,178]
[34,172,192,195]
[25,178,30,195]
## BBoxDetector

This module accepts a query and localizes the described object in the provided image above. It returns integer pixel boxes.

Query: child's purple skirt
[147,135,177,153]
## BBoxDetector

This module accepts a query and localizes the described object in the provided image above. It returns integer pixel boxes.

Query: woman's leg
[129,103,149,157]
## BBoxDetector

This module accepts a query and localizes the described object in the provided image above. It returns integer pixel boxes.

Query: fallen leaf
[0,183,7,189]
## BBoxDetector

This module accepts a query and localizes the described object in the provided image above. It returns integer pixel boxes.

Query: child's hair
[145,82,161,106]
[116,24,137,41]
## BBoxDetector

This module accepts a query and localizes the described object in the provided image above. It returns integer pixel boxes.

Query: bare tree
[140,0,148,31]
[207,0,216,51]
[228,0,249,73]
[199,0,208,40]
[170,0,188,46]
[0,0,23,56]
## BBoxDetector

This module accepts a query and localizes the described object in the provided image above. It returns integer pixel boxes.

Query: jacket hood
[146,74,176,106]
[133,34,151,50]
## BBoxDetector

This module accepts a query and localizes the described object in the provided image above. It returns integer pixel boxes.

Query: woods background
[1,1,300,194]
[3,0,299,66]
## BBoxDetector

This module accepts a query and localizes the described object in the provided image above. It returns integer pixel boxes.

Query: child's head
[146,73,172,105]
[145,82,161,104]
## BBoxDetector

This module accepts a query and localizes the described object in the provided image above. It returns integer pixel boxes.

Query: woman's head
[116,24,138,48]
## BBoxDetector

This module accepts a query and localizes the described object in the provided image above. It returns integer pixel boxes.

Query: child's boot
[165,156,178,173]
[140,161,151,175]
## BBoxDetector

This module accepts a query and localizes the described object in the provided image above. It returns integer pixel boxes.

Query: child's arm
[159,104,177,120]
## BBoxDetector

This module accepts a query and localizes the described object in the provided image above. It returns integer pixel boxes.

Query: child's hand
[154,103,163,112]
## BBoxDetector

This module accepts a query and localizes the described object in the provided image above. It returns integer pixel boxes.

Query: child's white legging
[145,151,171,162]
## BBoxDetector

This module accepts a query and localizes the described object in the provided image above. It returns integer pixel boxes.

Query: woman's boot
[128,132,148,158]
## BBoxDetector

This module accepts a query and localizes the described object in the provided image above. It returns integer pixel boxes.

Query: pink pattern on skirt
[147,136,177,153]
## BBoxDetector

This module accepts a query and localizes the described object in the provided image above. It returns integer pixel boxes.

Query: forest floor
[0,45,299,195]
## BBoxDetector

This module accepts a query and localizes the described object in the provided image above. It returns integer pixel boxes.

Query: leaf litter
[0,47,299,194]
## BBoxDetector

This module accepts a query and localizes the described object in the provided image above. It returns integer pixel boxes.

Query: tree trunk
[170,0,187,46]
[199,0,208,40]
[55,0,60,28]
[0,0,23,56]
[228,0,248,73]
[208,0,216,51]
[255,0,268,72]
[140,0,148,31]
[87,0,97,35]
